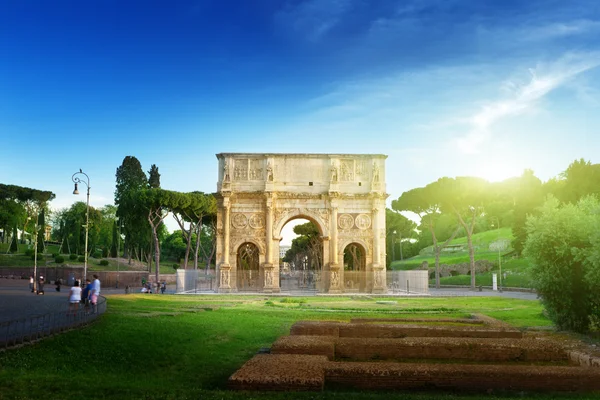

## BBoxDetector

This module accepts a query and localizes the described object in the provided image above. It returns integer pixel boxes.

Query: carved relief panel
[339,159,354,181]
[234,159,248,181]
[248,159,263,180]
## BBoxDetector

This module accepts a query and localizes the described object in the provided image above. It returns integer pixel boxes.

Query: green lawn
[0,294,582,400]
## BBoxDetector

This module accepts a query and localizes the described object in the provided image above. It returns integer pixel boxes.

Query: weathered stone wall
[325,362,600,392]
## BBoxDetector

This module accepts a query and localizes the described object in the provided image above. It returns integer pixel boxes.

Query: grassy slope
[392,227,514,269]
[0,295,575,400]
[390,228,535,287]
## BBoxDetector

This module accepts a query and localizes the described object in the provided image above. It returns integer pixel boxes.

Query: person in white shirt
[90,274,101,313]
[68,281,82,316]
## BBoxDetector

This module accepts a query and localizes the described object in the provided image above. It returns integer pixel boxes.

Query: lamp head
[73,183,79,195]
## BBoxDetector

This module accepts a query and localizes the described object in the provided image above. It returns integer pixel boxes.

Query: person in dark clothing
[37,276,45,295]
[81,279,92,309]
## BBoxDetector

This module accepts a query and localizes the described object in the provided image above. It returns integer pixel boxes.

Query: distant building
[279,245,290,259]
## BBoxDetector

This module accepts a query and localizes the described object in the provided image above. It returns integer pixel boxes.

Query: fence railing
[175,269,430,294]
[0,296,107,349]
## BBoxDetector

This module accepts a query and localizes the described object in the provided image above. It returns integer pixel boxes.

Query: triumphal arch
[215,153,387,294]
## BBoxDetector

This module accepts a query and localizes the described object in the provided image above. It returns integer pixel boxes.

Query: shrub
[69,254,78,260]
[173,264,179,270]
[24,249,35,257]
[99,259,109,266]
[55,256,65,264]
[524,196,600,332]
[51,253,59,258]
[78,256,85,262]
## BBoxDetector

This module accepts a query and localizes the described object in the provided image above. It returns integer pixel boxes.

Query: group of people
[140,281,167,294]
[29,275,45,295]
[68,274,101,316]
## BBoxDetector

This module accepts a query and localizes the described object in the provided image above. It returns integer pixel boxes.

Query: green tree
[385,208,416,265]
[148,164,161,189]
[558,159,600,204]
[283,222,322,271]
[115,156,149,261]
[392,185,461,288]
[524,195,600,332]
[434,176,489,290]
[171,192,216,269]
[136,188,191,283]
[10,225,18,253]
[508,170,544,255]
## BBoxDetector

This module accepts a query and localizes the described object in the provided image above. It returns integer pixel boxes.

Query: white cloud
[456,52,600,153]
[274,0,352,41]
[525,20,600,41]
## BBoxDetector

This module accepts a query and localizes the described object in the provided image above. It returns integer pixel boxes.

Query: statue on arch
[224,161,230,182]
[266,162,273,182]
[330,165,338,182]
[372,162,380,182]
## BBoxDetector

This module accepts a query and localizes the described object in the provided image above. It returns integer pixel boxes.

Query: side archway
[341,241,368,292]
[236,242,261,291]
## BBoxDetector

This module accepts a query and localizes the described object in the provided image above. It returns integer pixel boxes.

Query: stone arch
[339,238,372,264]
[340,241,368,292]
[231,237,266,256]
[236,242,261,292]
[215,152,388,294]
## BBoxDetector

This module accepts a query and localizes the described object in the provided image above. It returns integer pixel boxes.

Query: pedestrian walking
[37,276,45,295]
[29,275,34,292]
[90,274,101,313]
[81,279,92,311]
[68,281,82,316]
[161,281,166,294]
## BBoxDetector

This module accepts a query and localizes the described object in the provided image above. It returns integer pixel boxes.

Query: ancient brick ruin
[229,316,600,393]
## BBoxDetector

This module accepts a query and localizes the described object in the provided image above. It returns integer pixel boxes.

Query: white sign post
[492,273,498,291]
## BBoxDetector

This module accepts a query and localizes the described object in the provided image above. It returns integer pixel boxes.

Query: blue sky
[1,0,599,234]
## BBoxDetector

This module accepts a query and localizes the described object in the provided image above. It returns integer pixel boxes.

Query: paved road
[0,278,538,324]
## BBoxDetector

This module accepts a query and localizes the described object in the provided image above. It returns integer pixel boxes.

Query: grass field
[2,294,591,400]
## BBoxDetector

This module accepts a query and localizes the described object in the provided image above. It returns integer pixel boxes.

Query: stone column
[223,200,231,265]
[219,198,232,293]
[262,196,279,293]
[371,203,386,294]
[331,205,338,265]
[329,204,341,293]
[266,203,273,264]
[372,206,380,265]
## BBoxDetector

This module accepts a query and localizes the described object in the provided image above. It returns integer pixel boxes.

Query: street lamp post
[392,230,396,262]
[72,169,90,284]
[490,216,502,292]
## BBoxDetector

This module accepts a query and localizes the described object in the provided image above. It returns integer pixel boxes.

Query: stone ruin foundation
[229,315,600,393]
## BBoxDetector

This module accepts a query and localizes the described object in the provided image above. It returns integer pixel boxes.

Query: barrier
[0,296,107,349]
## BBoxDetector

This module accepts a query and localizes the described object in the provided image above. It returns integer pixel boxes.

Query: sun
[474,160,523,182]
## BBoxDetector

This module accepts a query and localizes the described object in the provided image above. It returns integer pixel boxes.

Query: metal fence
[0,296,107,349]
[176,268,429,294]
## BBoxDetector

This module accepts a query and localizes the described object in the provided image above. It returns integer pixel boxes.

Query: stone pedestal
[371,265,387,294]
[328,264,343,294]
[262,264,280,293]
[218,264,233,293]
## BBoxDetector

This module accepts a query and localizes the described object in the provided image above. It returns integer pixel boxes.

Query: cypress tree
[10,225,18,253]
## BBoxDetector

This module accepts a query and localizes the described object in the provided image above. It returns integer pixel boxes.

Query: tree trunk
[455,208,477,290]
[467,232,475,289]
[193,223,202,270]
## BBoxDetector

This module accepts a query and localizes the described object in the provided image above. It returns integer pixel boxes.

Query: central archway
[278,217,325,292]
